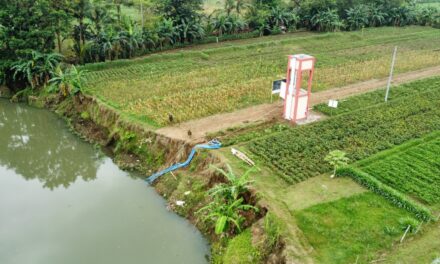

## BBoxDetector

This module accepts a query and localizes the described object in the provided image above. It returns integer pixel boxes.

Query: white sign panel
[328,100,339,108]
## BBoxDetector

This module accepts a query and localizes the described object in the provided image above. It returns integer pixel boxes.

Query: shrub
[337,166,433,221]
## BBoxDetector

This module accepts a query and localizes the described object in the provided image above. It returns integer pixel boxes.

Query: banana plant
[49,65,87,96]
[199,196,258,235]
[208,165,255,200]
[12,51,63,89]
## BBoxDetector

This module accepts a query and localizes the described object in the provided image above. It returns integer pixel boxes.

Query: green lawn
[295,193,415,264]
[83,26,440,126]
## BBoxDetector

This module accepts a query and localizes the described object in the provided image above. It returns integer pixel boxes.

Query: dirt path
[156,66,440,142]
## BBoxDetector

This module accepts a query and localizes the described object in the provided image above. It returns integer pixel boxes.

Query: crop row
[314,77,440,116]
[358,133,440,205]
[247,80,440,184]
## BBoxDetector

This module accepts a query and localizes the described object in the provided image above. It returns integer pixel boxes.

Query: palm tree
[212,13,232,37]
[142,29,158,51]
[235,0,249,14]
[311,9,344,32]
[268,6,299,31]
[368,5,386,27]
[107,0,129,24]
[346,5,369,31]
[177,19,205,43]
[71,0,91,49]
[227,14,247,34]
[88,2,114,36]
[94,31,113,61]
[120,16,142,57]
[156,18,178,49]
[223,0,235,16]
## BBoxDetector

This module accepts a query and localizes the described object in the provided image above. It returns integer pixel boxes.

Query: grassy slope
[83,26,440,126]
[295,193,415,264]
[217,147,369,263]
[383,222,440,263]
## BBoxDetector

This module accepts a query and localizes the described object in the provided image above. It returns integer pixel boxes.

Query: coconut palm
[88,2,114,36]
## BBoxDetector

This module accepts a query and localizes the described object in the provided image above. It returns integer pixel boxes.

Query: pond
[0,100,209,264]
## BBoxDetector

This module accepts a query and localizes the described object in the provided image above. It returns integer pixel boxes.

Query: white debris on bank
[176,200,185,207]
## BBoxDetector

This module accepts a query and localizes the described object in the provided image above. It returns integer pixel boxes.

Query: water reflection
[0,101,102,189]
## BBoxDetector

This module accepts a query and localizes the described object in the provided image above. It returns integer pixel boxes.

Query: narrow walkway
[156,66,440,142]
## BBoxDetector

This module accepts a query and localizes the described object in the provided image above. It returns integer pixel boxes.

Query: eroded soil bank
[28,92,285,264]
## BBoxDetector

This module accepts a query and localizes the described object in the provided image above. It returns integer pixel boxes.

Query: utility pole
[385,46,398,102]
[140,1,144,29]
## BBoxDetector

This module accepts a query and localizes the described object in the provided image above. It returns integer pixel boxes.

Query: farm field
[295,193,415,264]
[83,26,440,127]
[314,77,440,116]
[221,77,440,263]
[221,147,432,264]
[355,132,440,207]
[246,76,440,184]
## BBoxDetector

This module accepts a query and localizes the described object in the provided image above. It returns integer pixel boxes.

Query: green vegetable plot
[357,132,440,205]
[247,77,440,184]
[314,77,440,116]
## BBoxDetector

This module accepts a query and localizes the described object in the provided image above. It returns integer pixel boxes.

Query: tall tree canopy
[153,0,203,23]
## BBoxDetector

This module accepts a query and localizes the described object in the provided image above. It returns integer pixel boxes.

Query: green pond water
[0,100,209,264]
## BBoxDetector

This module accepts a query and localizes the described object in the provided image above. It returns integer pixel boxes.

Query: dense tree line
[0,0,439,90]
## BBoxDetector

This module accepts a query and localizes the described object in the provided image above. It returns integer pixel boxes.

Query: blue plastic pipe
[146,139,221,184]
